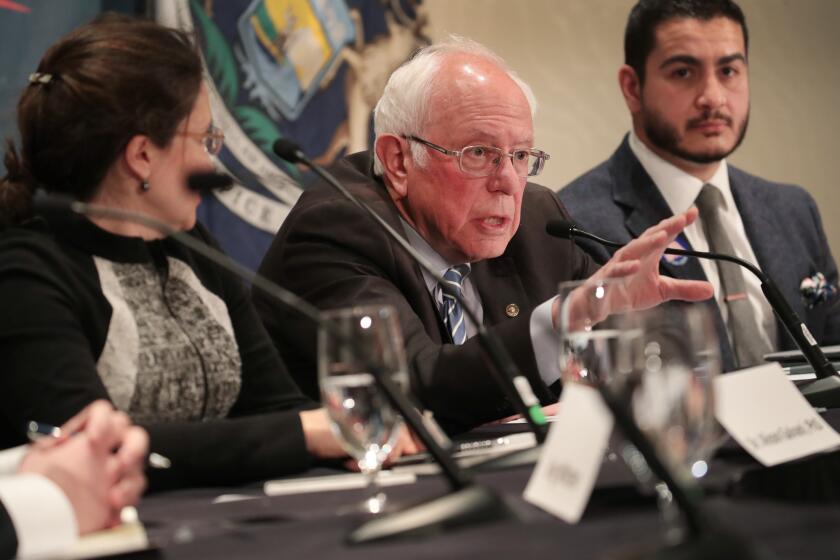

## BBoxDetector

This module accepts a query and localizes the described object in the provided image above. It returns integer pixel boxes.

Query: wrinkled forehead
[424,55,534,137]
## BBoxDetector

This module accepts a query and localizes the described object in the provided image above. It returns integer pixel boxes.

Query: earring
[141,179,150,192]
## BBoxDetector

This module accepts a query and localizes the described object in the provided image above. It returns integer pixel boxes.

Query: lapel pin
[662,235,690,266]
[505,303,520,318]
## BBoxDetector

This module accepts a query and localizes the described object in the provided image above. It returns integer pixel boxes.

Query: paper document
[264,470,417,497]
[51,507,149,560]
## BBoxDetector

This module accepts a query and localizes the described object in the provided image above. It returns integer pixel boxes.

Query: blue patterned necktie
[438,264,470,345]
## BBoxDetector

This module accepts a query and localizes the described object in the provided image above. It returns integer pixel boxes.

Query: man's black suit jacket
[559,136,840,371]
[254,151,598,432]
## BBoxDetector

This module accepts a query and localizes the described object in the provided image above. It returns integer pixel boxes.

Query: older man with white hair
[254,38,711,432]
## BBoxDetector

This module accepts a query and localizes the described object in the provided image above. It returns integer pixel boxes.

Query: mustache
[687,111,733,128]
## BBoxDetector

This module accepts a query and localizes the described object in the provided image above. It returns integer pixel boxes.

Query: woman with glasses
[0,15,409,491]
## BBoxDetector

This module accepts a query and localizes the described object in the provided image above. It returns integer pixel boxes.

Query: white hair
[372,36,538,176]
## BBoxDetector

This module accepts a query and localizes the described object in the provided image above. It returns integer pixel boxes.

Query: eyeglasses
[179,124,225,156]
[406,135,550,178]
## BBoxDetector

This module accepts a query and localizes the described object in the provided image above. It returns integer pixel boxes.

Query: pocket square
[800,272,838,309]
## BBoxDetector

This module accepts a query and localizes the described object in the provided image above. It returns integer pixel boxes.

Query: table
[133,413,840,559]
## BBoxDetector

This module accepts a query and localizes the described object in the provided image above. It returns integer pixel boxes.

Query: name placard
[523,383,613,523]
[714,363,840,466]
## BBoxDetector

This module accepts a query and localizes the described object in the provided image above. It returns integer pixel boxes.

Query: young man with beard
[559,0,840,372]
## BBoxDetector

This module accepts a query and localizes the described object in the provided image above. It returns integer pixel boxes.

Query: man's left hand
[593,207,713,308]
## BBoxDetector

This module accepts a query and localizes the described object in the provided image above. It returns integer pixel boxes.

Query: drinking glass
[558,278,636,388]
[614,303,721,543]
[318,305,408,514]
[558,280,720,543]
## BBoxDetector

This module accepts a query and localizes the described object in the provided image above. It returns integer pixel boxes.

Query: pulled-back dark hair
[624,0,749,83]
[0,14,203,224]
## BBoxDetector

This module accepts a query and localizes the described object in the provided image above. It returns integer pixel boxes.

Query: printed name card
[715,363,840,466]
[523,383,613,523]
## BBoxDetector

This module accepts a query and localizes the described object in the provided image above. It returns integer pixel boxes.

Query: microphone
[32,177,511,543]
[273,138,550,443]
[272,138,306,164]
[187,172,234,193]
[546,219,840,408]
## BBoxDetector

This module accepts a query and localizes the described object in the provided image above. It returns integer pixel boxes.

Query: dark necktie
[695,183,770,368]
[438,264,470,345]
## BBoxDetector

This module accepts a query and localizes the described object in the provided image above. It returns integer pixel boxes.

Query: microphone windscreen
[272,138,303,163]
[545,219,575,239]
[187,172,233,193]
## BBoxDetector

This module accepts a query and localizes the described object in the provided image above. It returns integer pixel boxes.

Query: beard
[642,105,749,164]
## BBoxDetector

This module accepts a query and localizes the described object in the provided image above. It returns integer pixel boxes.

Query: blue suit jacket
[558,136,840,371]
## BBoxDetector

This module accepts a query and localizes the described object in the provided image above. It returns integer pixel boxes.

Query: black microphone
[546,218,840,408]
[33,178,510,543]
[273,138,306,164]
[187,172,234,193]
[273,138,550,443]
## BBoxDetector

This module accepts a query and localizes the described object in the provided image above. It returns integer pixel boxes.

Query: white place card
[523,382,613,523]
[715,363,840,466]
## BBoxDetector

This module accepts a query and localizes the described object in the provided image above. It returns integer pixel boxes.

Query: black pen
[26,420,171,469]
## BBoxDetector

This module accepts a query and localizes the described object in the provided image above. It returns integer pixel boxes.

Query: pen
[26,420,171,469]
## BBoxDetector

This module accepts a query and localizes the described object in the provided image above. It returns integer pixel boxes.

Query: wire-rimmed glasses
[406,135,550,177]
[179,124,225,156]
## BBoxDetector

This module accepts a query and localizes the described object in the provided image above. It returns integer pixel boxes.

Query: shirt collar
[400,219,469,289]
[628,130,732,212]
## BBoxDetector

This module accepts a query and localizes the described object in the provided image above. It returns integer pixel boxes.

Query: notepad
[53,507,149,560]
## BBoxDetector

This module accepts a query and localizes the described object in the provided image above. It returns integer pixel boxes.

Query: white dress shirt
[628,131,777,351]
[401,221,484,339]
[0,445,77,558]
[401,221,561,386]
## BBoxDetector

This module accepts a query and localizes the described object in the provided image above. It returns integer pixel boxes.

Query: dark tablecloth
[133,411,840,559]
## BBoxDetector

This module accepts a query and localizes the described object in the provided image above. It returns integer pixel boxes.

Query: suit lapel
[731,172,787,291]
[472,256,529,326]
[610,139,736,370]
[610,139,707,283]
[360,169,449,344]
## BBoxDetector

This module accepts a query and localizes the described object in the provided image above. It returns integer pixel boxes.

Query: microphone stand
[552,221,840,409]
[33,190,513,544]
